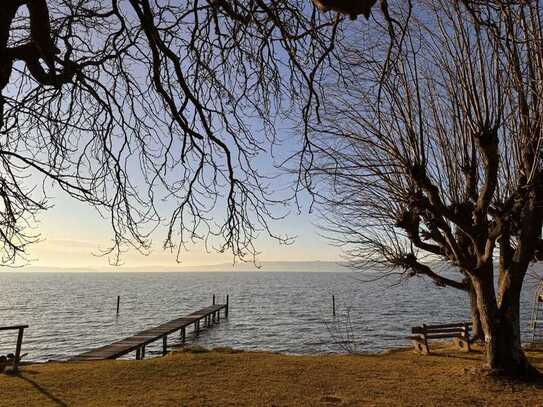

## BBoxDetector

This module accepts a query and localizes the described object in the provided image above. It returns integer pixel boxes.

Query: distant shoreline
[11,261,351,273]
[2,269,355,273]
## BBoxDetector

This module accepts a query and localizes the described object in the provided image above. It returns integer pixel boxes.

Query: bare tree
[308,0,543,376]
[0,0,355,265]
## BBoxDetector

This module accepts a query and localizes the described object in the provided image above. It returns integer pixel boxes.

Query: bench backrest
[412,322,471,336]
[0,325,28,332]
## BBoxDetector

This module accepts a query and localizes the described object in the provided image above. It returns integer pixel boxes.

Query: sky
[24,177,342,270]
[21,120,343,270]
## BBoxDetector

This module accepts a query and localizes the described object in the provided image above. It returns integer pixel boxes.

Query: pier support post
[116,296,120,316]
[181,327,186,343]
[142,345,146,359]
[332,295,336,317]
[213,294,216,305]
[163,336,168,356]
[136,347,141,360]
[226,295,229,318]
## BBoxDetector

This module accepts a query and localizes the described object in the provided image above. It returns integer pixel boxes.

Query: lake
[0,271,538,361]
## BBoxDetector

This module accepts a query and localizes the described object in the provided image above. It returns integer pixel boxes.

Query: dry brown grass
[1,345,542,406]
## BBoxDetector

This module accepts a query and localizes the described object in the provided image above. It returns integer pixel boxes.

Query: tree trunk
[467,280,483,342]
[496,268,530,371]
[0,2,18,128]
[472,270,529,376]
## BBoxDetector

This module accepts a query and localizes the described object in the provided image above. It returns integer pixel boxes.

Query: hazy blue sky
[27,187,340,269]
[26,117,342,269]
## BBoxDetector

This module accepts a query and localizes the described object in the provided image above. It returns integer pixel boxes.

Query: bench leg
[453,336,470,352]
[412,339,430,355]
[13,328,24,373]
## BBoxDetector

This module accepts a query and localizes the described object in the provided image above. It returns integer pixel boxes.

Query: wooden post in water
[116,296,120,316]
[332,295,336,316]
[181,327,186,343]
[162,336,168,356]
[213,294,216,305]
[226,294,229,318]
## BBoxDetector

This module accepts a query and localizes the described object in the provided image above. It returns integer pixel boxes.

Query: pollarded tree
[308,1,543,376]
[0,0,355,264]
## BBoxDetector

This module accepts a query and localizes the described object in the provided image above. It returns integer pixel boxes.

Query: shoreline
[17,340,543,365]
[11,341,542,365]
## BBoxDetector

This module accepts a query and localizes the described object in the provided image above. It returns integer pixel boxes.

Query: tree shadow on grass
[15,373,68,407]
[430,353,482,362]
[424,347,484,362]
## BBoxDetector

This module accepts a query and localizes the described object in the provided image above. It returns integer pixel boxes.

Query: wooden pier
[71,296,229,362]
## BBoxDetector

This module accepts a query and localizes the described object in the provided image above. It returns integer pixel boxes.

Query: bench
[407,322,472,354]
[0,325,28,373]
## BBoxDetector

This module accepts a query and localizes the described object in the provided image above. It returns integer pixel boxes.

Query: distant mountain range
[173,261,349,272]
[15,261,350,273]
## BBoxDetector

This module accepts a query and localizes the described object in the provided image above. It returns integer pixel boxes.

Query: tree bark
[496,270,526,370]
[0,2,18,128]
[467,279,483,342]
[472,268,528,376]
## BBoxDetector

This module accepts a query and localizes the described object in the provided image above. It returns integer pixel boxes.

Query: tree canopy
[0,0,351,264]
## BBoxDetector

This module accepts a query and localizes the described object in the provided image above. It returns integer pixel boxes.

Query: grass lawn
[1,345,542,406]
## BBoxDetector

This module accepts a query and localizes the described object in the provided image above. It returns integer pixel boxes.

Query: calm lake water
[0,271,539,362]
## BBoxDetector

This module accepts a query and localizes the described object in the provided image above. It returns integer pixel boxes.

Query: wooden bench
[408,322,472,354]
[0,325,28,373]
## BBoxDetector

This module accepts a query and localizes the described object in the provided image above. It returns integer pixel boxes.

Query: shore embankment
[1,345,542,406]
